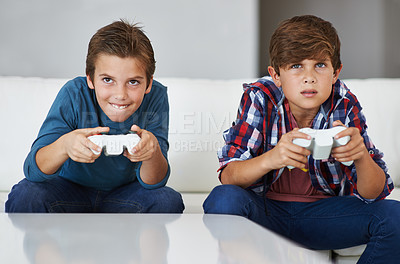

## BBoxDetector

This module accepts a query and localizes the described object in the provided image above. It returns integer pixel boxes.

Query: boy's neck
[296,118,314,128]
[290,108,317,128]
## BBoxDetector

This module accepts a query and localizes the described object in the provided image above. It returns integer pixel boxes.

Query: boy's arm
[36,127,109,175]
[24,81,76,181]
[221,129,311,188]
[353,150,386,200]
[219,83,311,188]
[124,125,168,185]
[24,78,112,181]
[122,80,170,188]
[220,154,272,189]
[331,120,386,200]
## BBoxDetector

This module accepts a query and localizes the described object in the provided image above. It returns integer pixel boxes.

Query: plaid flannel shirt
[218,77,393,203]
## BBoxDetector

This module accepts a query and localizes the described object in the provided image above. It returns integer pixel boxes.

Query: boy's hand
[331,120,368,163]
[62,127,109,163]
[268,128,311,170]
[124,125,160,162]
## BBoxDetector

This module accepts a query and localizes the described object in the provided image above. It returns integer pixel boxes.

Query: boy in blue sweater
[6,20,184,213]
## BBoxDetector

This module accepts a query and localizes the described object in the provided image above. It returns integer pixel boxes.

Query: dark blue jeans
[203,185,400,264]
[6,177,184,213]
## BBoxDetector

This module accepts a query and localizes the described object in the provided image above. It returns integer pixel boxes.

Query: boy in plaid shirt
[204,15,399,263]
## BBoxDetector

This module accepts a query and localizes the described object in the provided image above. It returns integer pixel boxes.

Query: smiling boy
[6,20,184,213]
[203,15,400,263]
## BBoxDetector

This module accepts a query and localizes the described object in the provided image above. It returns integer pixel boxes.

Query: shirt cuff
[23,145,60,182]
[136,163,170,189]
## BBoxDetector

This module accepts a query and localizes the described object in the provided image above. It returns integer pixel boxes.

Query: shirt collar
[244,77,348,121]
[243,76,285,108]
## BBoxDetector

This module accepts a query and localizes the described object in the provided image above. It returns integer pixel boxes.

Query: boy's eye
[316,63,326,68]
[129,80,139,85]
[103,78,113,84]
[290,64,301,69]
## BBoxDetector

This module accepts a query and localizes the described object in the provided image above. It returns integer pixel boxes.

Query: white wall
[0,0,258,79]
[1,0,398,80]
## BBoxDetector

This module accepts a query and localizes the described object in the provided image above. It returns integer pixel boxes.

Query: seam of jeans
[93,191,102,212]
[365,214,386,264]
[102,198,143,212]
[49,201,92,212]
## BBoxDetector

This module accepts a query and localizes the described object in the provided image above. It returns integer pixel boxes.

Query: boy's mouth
[111,103,129,110]
[301,89,317,97]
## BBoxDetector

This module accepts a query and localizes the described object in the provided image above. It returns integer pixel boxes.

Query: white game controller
[288,126,353,169]
[88,133,141,156]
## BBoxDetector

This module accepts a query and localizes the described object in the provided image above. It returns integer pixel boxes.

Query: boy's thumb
[130,125,141,133]
[87,126,109,136]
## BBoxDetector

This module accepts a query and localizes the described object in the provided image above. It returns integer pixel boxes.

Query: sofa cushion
[160,78,249,192]
[0,77,68,191]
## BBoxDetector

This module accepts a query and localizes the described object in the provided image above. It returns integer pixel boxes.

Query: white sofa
[1,76,399,263]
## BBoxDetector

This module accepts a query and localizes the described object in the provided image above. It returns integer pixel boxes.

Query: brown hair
[269,15,341,75]
[86,19,155,87]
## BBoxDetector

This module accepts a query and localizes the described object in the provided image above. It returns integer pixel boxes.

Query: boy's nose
[303,70,316,84]
[114,84,128,100]
[304,78,316,84]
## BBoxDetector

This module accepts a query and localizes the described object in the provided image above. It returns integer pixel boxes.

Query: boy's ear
[145,77,153,94]
[86,75,95,89]
[332,64,343,84]
[268,66,282,87]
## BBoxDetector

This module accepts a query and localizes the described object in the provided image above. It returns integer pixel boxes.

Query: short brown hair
[269,15,341,75]
[86,19,155,86]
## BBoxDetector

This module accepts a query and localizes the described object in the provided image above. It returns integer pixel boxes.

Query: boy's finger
[333,120,344,126]
[83,135,103,154]
[79,127,110,138]
[87,140,102,154]
[289,131,311,142]
[130,125,142,134]
[87,126,109,136]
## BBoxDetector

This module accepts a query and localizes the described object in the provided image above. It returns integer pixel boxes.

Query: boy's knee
[149,187,184,213]
[6,179,49,213]
[375,199,400,233]
[203,185,250,215]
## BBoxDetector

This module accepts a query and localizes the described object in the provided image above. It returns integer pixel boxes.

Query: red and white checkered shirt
[218,77,393,203]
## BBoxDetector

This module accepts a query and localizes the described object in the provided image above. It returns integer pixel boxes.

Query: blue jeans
[203,185,400,264]
[6,177,184,213]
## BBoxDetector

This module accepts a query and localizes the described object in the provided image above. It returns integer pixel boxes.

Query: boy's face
[87,54,152,123]
[268,59,342,118]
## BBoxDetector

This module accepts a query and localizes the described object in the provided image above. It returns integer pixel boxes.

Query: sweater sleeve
[23,82,76,182]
